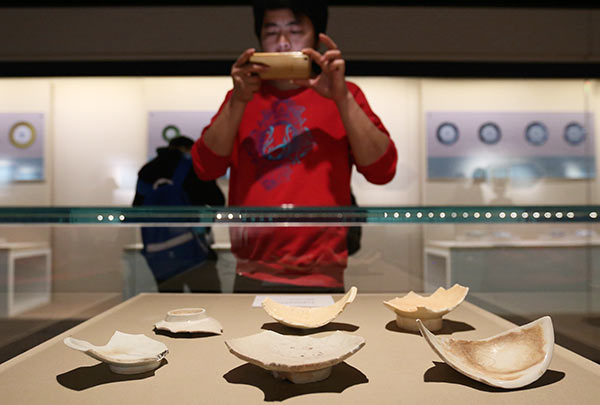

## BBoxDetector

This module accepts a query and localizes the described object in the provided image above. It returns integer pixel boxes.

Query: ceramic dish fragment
[64,331,168,375]
[154,307,223,334]
[261,286,357,329]
[225,330,365,384]
[418,316,554,389]
[383,284,469,331]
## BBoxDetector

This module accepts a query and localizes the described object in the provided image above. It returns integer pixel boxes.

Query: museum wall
[0,80,52,245]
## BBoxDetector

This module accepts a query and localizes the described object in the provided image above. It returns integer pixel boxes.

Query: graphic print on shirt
[244,99,315,190]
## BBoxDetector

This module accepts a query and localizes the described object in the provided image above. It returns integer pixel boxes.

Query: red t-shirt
[192,81,397,287]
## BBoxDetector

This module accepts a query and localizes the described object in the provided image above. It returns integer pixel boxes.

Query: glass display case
[1,75,599,401]
[0,206,599,403]
[0,205,599,359]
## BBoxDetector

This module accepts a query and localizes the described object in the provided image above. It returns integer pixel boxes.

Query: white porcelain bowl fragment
[417,316,554,389]
[154,307,223,334]
[64,331,168,375]
[383,284,469,331]
[261,286,358,329]
[225,330,365,384]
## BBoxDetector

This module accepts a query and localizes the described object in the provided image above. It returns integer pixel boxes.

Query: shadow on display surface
[223,362,368,402]
[260,321,359,335]
[56,360,168,391]
[385,318,475,336]
[152,329,220,339]
[423,361,565,392]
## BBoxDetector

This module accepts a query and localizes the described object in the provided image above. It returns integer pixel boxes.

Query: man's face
[260,8,316,52]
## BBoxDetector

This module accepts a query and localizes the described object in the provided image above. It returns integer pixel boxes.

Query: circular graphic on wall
[525,122,549,146]
[9,121,37,149]
[436,122,459,146]
[478,122,502,145]
[564,122,586,146]
[162,125,181,142]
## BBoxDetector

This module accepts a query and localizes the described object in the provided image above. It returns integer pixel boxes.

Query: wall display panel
[147,110,215,160]
[0,113,44,182]
[427,111,595,180]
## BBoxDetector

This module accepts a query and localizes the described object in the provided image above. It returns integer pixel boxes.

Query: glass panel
[0,218,599,364]
[0,76,598,367]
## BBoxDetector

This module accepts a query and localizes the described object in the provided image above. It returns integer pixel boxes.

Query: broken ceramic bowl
[154,307,223,334]
[383,284,469,332]
[261,286,357,329]
[417,316,554,389]
[225,330,365,384]
[64,331,168,375]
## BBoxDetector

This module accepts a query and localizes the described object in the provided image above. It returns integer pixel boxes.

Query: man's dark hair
[168,135,194,149]
[253,0,328,44]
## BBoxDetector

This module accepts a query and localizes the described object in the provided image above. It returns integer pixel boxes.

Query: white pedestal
[0,243,51,317]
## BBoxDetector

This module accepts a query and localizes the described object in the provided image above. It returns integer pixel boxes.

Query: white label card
[252,295,334,308]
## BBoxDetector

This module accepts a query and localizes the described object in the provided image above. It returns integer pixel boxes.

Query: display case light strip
[90,209,600,223]
[4,206,600,224]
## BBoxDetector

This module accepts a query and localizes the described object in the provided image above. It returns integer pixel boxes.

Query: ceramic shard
[154,307,223,334]
[64,331,168,375]
[262,286,357,329]
[225,330,365,383]
[384,284,469,331]
[418,316,554,389]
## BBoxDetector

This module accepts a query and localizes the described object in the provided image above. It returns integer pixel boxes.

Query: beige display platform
[0,293,599,404]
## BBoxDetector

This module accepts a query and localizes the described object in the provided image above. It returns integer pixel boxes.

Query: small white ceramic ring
[165,308,207,323]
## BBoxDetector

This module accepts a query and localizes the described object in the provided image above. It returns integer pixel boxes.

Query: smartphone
[249,52,311,80]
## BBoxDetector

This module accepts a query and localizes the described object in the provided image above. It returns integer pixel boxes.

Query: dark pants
[155,259,221,293]
[233,274,344,294]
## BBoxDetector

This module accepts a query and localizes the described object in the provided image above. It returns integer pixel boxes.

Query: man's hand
[296,35,390,167]
[202,49,267,157]
[295,34,348,103]
[231,48,268,103]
